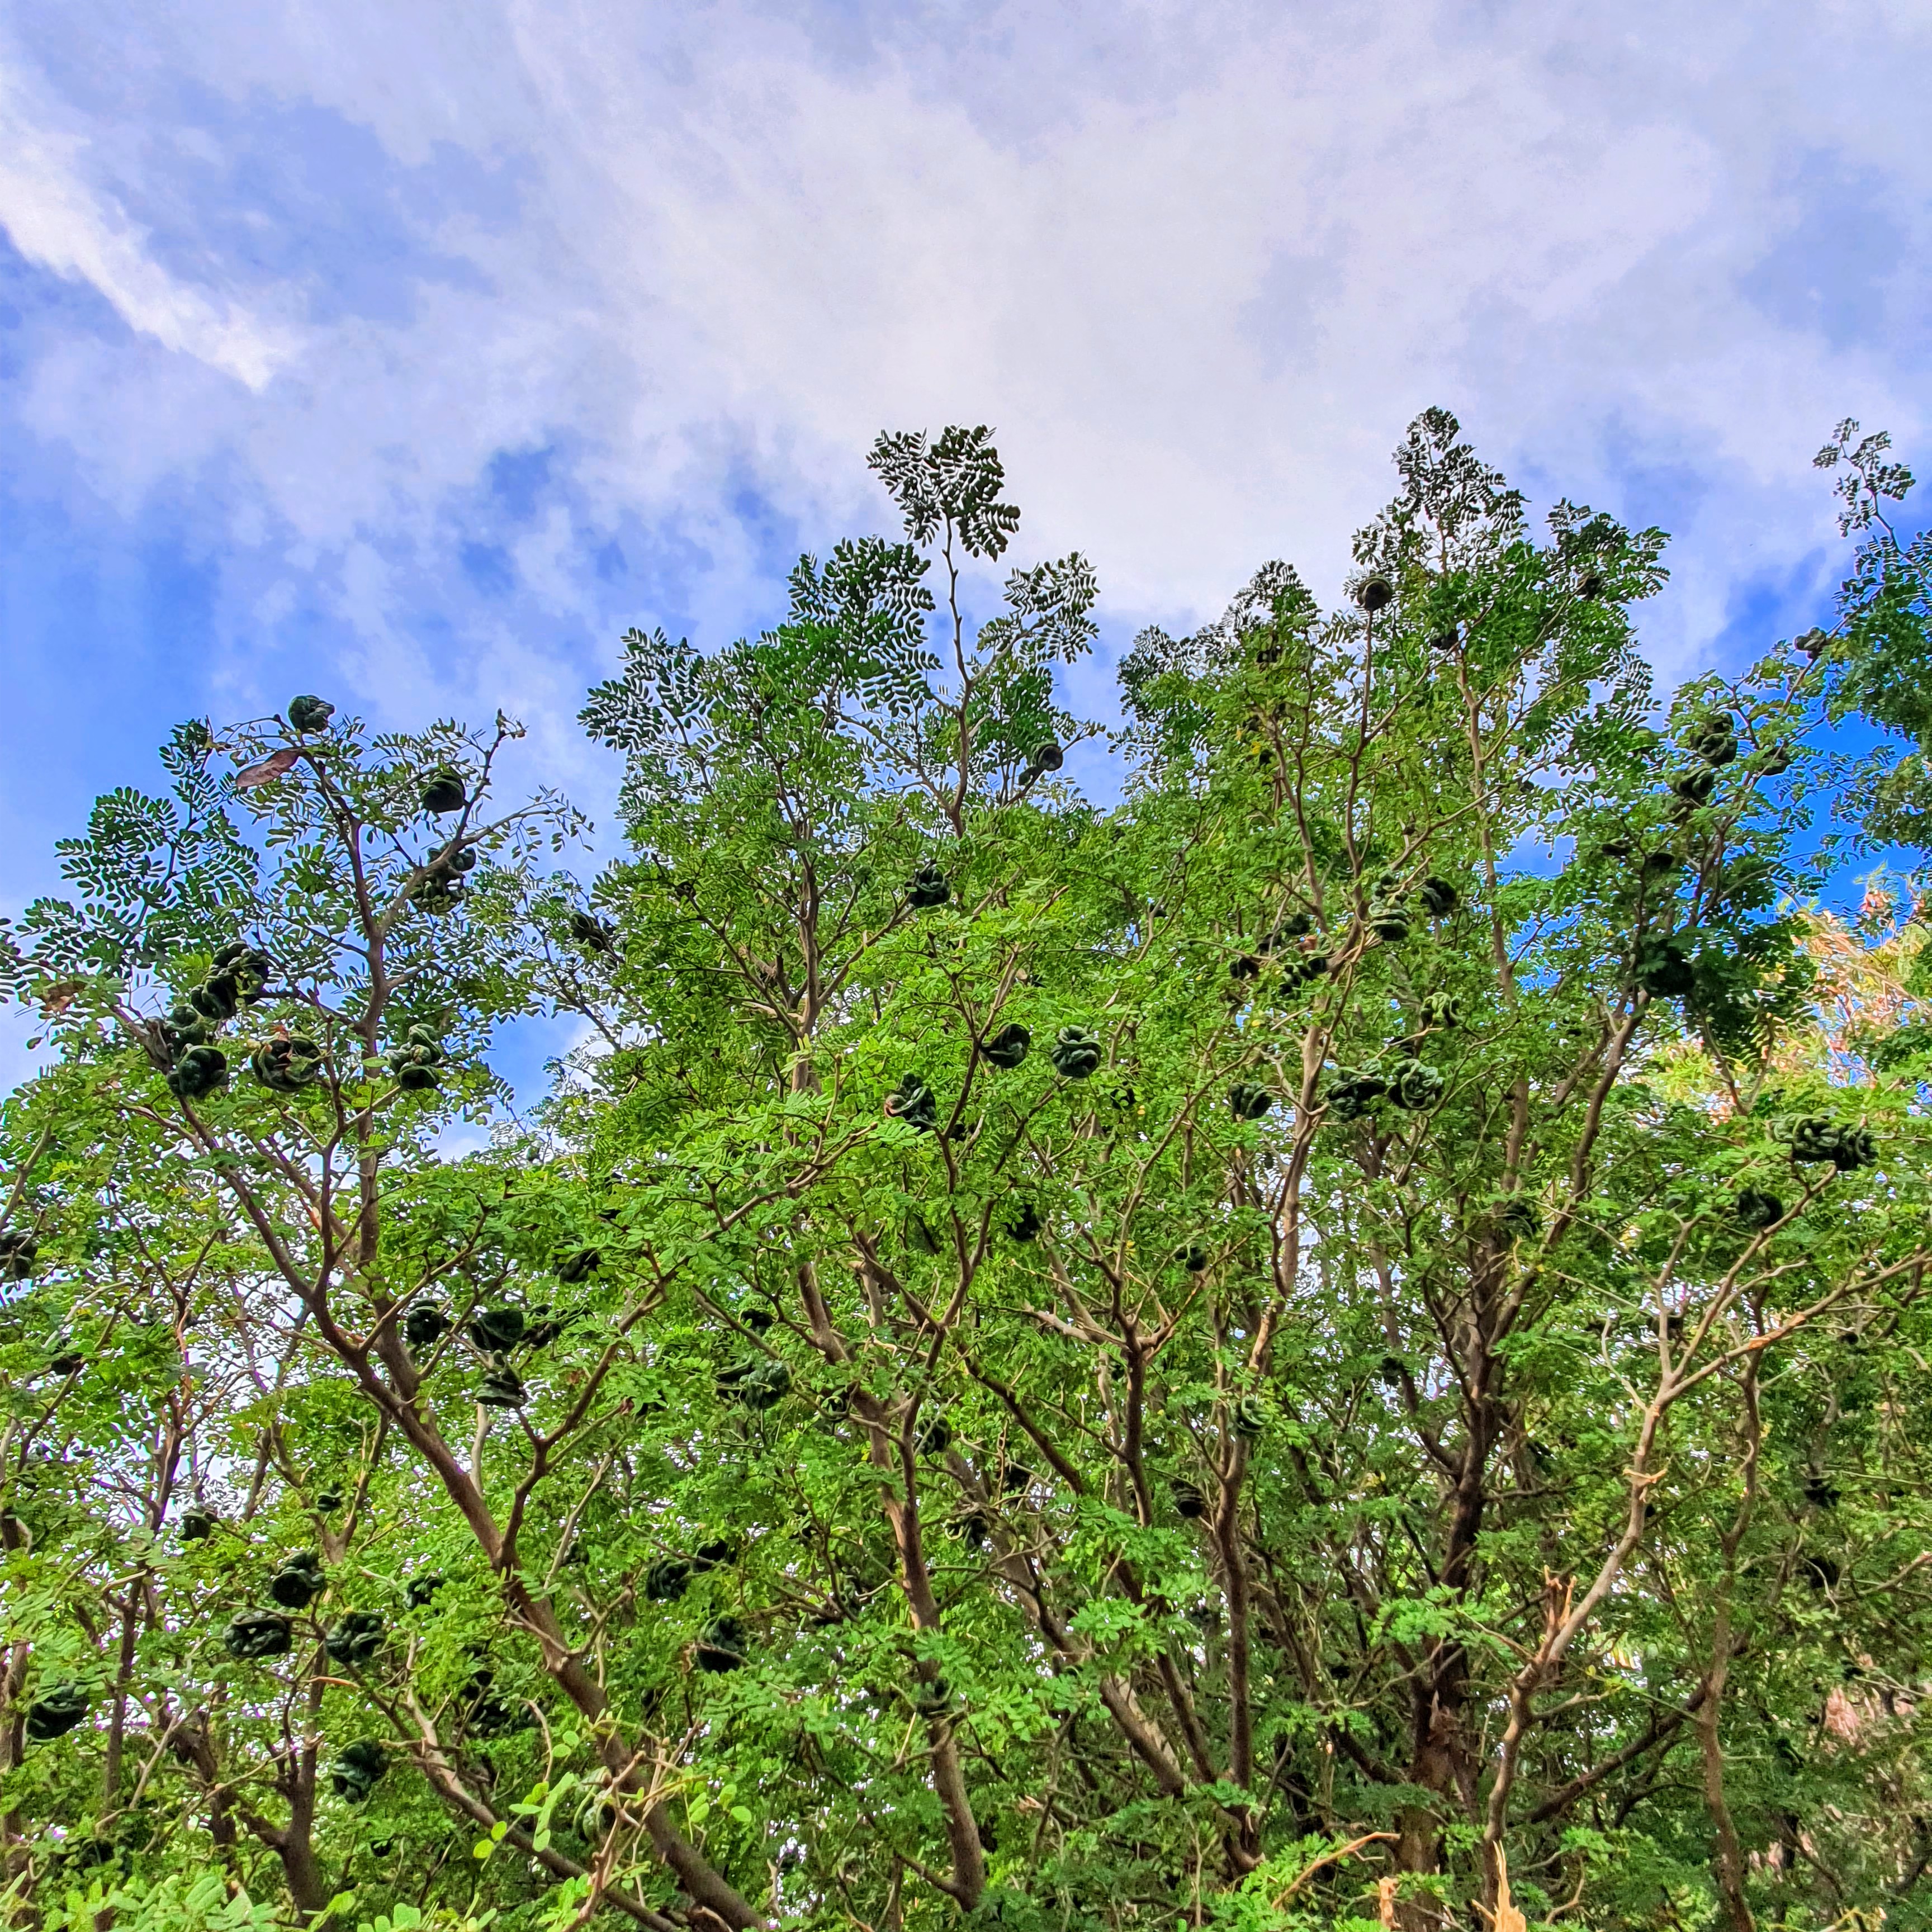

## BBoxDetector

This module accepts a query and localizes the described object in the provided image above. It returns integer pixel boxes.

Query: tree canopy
[4,414,1932,1932]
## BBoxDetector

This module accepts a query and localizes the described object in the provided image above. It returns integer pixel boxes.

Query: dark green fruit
[694,1616,747,1673]
[250,1036,323,1094]
[1633,936,1696,998]
[167,1045,229,1101]
[1429,627,1460,651]
[213,944,274,1002]
[885,1074,939,1131]
[982,1022,1031,1069]
[1356,576,1394,613]
[716,1356,790,1411]
[287,695,335,733]
[1755,743,1793,776]
[567,911,615,953]
[1232,1395,1267,1441]
[1228,1081,1273,1121]
[1805,1474,1841,1509]
[1229,953,1261,982]
[1576,572,1605,599]
[1324,1067,1387,1121]
[420,767,467,815]
[1419,991,1461,1030]
[1003,1202,1043,1242]
[918,1416,953,1456]
[741,1304,774,1334]
[1669,765,1716,807]
[269,1553,326,1610]
[324,1612,383,1668]
[1684,712,1739,768]
[693,1535,740,1571]
[190,975,240,1023]
[48,1338,84,1376]
[1493,1197,1543,1242]
[1049,1028,1102,1079]
[477,1361,525,1408]
[330,1739,387,1802]
[1174,1242,1209,1273]
[315,1487,344,1514]
[0,1230,38,1280]
[25,1680,90,1743]
[1377,1355,1407,1389]
[1367,902,1410,944]
[405,1574,444,1610]
[1733,1188,1783,1230]
[180,1507,217,1542]
[1270,912,1315,944]
[1388,1060,1443,1110]
[1171,1479,1206,1519]
[907,863,951,910]
[386,1024,444,1092]
[468,1307,525,1352]
[224,1609,292,1660]
[1417,876,1460,917]
[403,1304,451,1350]
[643,1557,692,1603]
[555,1247,602,1284]
[409,875,462,915]
[1789,1117,1876,1172]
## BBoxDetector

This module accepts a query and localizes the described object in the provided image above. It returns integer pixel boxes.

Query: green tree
[4,417,1932,1932]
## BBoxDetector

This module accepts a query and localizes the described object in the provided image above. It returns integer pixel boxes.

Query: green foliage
[6,416,1932,1932]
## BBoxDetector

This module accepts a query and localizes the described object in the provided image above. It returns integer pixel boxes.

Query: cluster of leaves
[4,418,1932,1932]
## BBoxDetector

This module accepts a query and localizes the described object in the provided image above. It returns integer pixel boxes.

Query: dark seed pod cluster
[982,1022,1030,1069]
[405,1574,444,1610]
[476,1360,526,1408]
[0,1230,37,1280]
[403,1303,451,1351]
[269,1552,327,1610]
[180,1505,217,1542]
[420,766,468,816]
[1049,1028,1102,1079]
[324,1611,384,1668]
[1171,1479,1206,1519]
[250,1034,323,1095]
[25,1680,91,1743]
[907,863,951,910]
[1733,1188,1784,1230]
[1003,1202,1043,1242]
[224,1609,293,1660]
[330,1739,388,1802]
[1388,1060,1444,1110]
[1324,1066,1387,1121]
[1788,1117,1877,1172]
[1228,1082,1274,1121]
[695,1615,748,1673]
[717,1355,792,1411]
[555,1246,602,1284]
[167,1045,229,1101]
[1633,936,1696,999]
[386,1024,444,1093]
[643,1557,692,1602]
[885,1074,939,1131]
[287,694,335,733]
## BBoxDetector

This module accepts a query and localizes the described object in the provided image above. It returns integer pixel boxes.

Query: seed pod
[693,1535,740,1572]
[1804,1474,1841,1509]
[1173,1242,1210,1273]
[167,1045,229,1101]
[405,1574,444,1610]
[315,1487,344,1514]
[694,1616,748,1673]
[1231,1395,1266,1441]
[1003,1202,1043,1242]
[1356,576,1394,613]
[224,1609,293,1660]
[1388,1060,1444,1111]
[982,1022,1031,1069]
[330,1739,388,1802]
[1732,1188,1783,1230]
[1794,628,1829,660]
[190,974,240,1023]
[1669,765,1716,807]
[477,1361,526,1408]
[1029,742,1064,773]
[1171,1479,1206,1519]
[884,1075,939,1131]
[1800,1553,1839,1590]
[250,1036,323,1094]
[906,863,951,910]
[1228,1082,1274,1121]
[48,1338,84,1376]
[1324,1067,1387,1121]
[468,1307,526,1352]
[1493,1197,1543,1242]
[324,1611,384,1668]
[1000,1461,1034,1495]
[643,1558,692,1603]
[1429,627,1460,651]
[555,1247,602,1284]
[567,911,615,953]
[1684,712,1739,768]
[25,1680,90,1743]
[1049,1028,1102,1079]
[287,695,335,733]
[1419,991,1461,1030]
[269,1553,327,1609]
[180,1506,217,1542]
[420,767,467,815]
[741,1305,774,1334]
[1417,877,1460,918]
[1576,572,1605,599]
[1377,1355,1407,1389]
[718,1357,790,1412]
[0,1230,38,1280]
[403,1303,451,1350]
[918,1415,953,1456]
[1633,936,1696,999]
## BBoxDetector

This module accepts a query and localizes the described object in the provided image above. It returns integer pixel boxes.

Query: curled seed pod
[250,1036,323,1095]
[477,1360,526,1409]
[693,1535,740,1571]
[918,1415,953,1456]
[1795,628,1829,660]
[906,863,951,910]
[695,1616,749,1673]
[1429,627,1460,651]
[1049,1028,1102,1079]
[1419,991,1461,1030]
[179,1506,217,1542]
[643,1558,692,1603]
[269,1554,327,1610]
[555,1247,602,1284]
[25,1680,91,1743]
[1733,1188,1784,1230]
[1030,742,1064,773]
[1367,899,1410,943]
[1231,1395,1267,1441]
[1229,953,1261,982]
[1684,712,1739,767]
[468,1308,525,1352]
[567,911,615,953]
[1493,1197,1543,1242]
[403,1303,451,1351]
[1356,576,1394,613]
[1388,1060,1444,1111]
[1669,765,1716,807]
[982,1022,1031,1069]
[1633,936,1696,999]
[1228,1082,1274,1121]
[1003,1202,1043,1242]
[405,1574,445,1610]
[315,1487,344,1514]
[884,1075,939,1131]
[1377,1354,1407,1389]
[1417,876,1460,918]
[330,1739,388,1802]
[167,1046,229,1101]
[1000,1461,1034,1496]
[224,1609,293,1660]
[1174,1242,1210,1273]
[287,695,335,733]
[420,767,467,816]
[324,1611,384,1668]
[741,1304,774,1334]
[1171,1479,1206,1519]
[1324,1067,1388,1121]
[0,1230,39,1280]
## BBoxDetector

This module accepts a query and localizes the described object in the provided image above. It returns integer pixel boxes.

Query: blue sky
[2,0,1929,1092]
